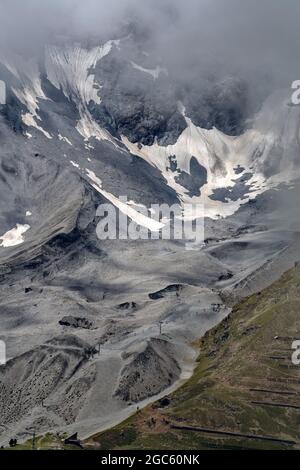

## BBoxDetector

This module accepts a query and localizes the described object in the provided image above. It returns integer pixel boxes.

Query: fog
[0,0,299,87]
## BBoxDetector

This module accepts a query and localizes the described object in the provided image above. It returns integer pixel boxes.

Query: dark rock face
[218,273,233,281]
[149,284,183,300]
[0,29,292,445]
[234,165,245,175]
[59,316,93,330]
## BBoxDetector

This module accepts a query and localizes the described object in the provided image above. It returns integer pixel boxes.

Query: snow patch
[130,62,167,80]
[0,224,30,248]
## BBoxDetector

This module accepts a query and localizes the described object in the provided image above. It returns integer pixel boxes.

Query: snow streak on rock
[45,41,120,143]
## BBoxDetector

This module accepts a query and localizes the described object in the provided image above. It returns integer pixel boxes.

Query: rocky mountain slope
[87,264,300,450]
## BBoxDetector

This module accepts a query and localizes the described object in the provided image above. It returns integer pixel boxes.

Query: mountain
[0,30,300,445]
[86,264,300,450]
